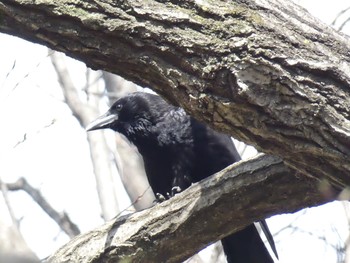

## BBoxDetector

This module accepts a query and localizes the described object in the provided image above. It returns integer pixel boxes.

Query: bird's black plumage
[87,92,277,263]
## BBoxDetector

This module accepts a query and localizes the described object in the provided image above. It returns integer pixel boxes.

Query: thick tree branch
[47,154,329,263]
[1,0,350,188]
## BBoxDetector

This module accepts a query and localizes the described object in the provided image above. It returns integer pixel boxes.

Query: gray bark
[47,154,328,263]
[1,0,349,261]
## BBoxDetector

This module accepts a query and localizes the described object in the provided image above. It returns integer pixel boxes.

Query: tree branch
[4,177,80,238]
[1,0,349,188]
[47,154,329,263]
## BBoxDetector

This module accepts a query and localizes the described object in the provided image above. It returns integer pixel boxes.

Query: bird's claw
[171,186,181,196]
[154,186,182,203]
[155,193,167,203]
[166,186,182,198]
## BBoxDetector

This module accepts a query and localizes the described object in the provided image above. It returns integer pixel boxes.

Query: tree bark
[47,154,328,263]
[1,0,350,261]
[1,0,350,189]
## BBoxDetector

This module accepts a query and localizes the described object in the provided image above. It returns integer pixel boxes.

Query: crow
[87,92,278,263]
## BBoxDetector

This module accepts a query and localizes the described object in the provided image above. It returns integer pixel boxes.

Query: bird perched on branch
[87,92,277,263]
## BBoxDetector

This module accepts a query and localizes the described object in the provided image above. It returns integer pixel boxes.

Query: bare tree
[50,51,121,221]
[50,52,154,216]
[1,0,350,261]
[3,177,80,238]
[1,0,349,186]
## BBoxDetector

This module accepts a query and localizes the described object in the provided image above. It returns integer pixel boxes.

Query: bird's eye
[115,104,122,111]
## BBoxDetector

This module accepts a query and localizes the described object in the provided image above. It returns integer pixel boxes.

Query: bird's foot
[154,186,182,203]
[165,186,182,199]
[154,193,167,203]
[171,186,182,197]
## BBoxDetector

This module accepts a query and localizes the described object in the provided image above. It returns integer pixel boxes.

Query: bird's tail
[259,220,278,260]
[221,223,276,263]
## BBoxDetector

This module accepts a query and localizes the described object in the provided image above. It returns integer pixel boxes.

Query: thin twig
[331,6,350,26]
[114,185,152,218]
[13,119,56,148]
[0,59,16,89]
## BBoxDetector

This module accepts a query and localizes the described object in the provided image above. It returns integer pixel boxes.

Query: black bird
[87,92,278,263]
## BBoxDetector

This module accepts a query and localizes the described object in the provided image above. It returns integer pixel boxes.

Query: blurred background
[0,0,349,262]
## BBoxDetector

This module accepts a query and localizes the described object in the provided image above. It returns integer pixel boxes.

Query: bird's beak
[86,111,118,131]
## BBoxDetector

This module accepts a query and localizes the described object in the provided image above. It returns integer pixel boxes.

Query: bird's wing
[166,107,187,121]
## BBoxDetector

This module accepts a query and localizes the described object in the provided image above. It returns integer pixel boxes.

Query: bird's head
[86,92,166,141]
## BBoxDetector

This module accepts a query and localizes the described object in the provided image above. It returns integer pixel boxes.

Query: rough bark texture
[47,154,328,263]
[1,1,349,261]
[1,0,350,189]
